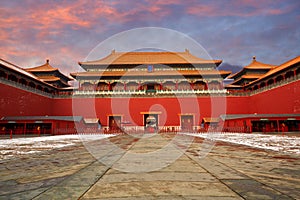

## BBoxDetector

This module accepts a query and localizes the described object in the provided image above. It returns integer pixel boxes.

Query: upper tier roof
[244,57,276,70]
[79,50,222,69]
[26,59,58,72]
[227,56,276,79]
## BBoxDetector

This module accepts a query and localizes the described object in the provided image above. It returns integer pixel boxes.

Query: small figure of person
[98,119,102,130]
[281,123,286,133]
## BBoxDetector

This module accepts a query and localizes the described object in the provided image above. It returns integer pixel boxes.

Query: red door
[181,115,193,131]
[109,116,121,131]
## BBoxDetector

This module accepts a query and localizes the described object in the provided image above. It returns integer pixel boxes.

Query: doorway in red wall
[108,115,121,131]
[181,115,193,131]
[143,114,158,131]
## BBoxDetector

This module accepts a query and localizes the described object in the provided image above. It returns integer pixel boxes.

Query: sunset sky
[1,0,299,74]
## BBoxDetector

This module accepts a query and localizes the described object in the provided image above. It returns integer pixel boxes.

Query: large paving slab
[0,133,299,199]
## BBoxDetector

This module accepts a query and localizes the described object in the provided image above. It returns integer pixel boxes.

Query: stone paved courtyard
[0,133,299,199]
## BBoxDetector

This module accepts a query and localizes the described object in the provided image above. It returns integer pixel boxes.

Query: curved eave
[227,68,271,80]
[40,77,61,82]
[79,60,223,65]
[43,79,70,87]
[79,61,222,70]
[225,84,243,89]
[59,87,76,91]
[58,73,73,81]
[227,71,241,79]
[244,66,275,70]
[228,77,258,86]
[231,74,263,82]
[26,68,58,72]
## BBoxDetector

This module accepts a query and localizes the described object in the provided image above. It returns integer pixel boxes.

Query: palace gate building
[0,50,299,134]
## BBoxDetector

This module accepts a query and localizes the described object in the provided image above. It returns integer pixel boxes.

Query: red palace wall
[0,83,52,118]
[249,80,300,114]
[53,95,249,127]
[1,80,299,128]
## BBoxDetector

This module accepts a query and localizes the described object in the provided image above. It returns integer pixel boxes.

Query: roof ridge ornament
[252,56,256,60]
[112,49,116,54]
[185,48,190,53]
[46,59,49,64]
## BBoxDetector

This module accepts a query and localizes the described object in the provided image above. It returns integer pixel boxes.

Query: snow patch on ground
[184,132,300,155]
[1,133,299,160]
[0,134,115,160]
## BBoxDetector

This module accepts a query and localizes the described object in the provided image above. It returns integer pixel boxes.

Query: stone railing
[157,89,228,95]
[73,89,228,96]
[73,90,146,96]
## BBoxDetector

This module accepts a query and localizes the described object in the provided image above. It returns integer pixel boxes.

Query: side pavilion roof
[228,56,276,80]
[245,55,300,87]
[26,59,58,72]
[25,59,72,82]
[0,58,57,89]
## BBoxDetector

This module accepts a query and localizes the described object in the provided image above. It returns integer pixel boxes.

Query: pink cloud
[92,1,173,24]
[186,0,295,17]
[29,3,92,31]
[0,0,182,44]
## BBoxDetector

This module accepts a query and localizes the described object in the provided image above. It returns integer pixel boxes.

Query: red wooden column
[205,81,208,90]
[248,120,252,133]
[23,123,27,135]
[78,81,82,90]
[190,82,194,90]
[276,120,280,132]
